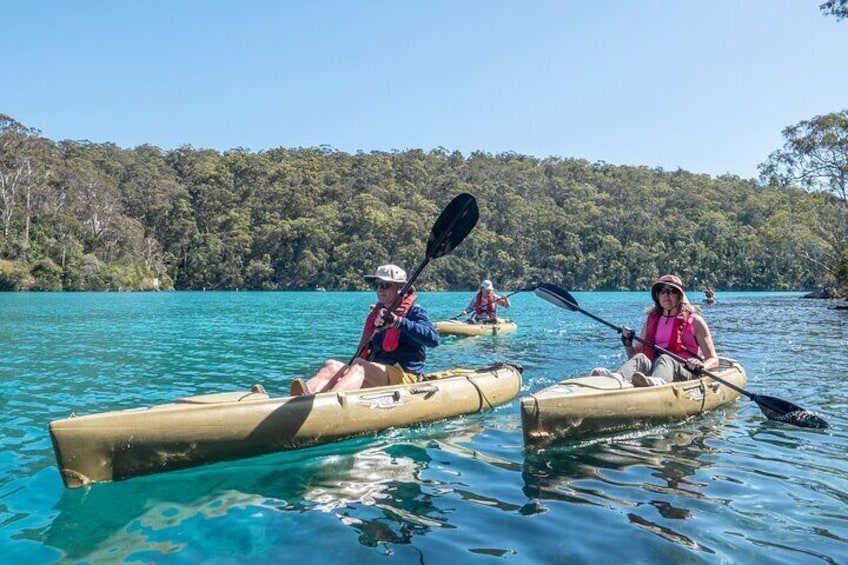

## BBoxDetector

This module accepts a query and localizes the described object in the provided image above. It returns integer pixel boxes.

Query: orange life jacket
[472,290,497,316]
[358,292,418,359]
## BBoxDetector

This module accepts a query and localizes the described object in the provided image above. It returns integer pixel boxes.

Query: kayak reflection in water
[459,279,511,324]
[290,264,440,395]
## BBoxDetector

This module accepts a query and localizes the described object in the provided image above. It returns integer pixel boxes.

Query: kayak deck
[435,319,517,336]
[521,357,745,447]
[49,363,523,488]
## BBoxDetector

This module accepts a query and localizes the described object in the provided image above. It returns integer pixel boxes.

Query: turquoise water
[1,291,846,564]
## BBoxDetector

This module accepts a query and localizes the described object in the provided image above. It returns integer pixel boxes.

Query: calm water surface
[1,291,846,564]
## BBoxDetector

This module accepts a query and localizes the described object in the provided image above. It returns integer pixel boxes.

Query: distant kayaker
[596,274,719,387]
[459,280,511,324]
[290,264,440,395]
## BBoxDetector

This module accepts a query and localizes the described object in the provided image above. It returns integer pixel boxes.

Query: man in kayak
[595,274,719,387]
[459,280,511,324]
[290,264,440,395]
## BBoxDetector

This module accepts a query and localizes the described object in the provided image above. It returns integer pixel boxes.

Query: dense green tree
[760,110,848,204]
[0,115,42,247]
[760,110,848,292]
[0,114,841,293]
[821,0,848,20]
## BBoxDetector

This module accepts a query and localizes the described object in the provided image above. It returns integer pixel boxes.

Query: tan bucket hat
[651,273,690,305]
[363,264,408,284]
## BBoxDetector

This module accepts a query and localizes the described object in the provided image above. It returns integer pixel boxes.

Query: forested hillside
[0,115,836,292]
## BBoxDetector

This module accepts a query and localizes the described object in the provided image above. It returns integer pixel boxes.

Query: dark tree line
[0,114,843,293]
[821,0,848,20]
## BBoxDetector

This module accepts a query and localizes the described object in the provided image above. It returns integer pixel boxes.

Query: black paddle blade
[753,394,830,428]
[778,410,830,429]
[535,283,579,311]
[426,193,479,259]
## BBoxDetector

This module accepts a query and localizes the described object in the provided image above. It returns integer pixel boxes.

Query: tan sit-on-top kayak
[435,319,517,336]
[50,363,522,488]
[521,357,745,447]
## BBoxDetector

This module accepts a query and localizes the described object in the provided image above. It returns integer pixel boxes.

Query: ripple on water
[1,291,846,563]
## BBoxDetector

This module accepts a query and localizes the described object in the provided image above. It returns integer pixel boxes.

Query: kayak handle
[409,384,439,396]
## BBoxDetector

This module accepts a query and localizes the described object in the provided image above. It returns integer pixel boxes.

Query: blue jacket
[369,303,440,375]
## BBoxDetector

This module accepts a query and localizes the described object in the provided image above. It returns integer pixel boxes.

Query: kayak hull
[50,364,522,488]
[521,358,745,447]
[435,319,517,336]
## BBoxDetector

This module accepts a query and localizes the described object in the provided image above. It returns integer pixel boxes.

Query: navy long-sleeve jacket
[369,303,440,375]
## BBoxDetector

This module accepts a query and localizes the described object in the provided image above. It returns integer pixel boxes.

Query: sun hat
[363,264,407,284]
[480,280,494,291]
[651,274,690,304]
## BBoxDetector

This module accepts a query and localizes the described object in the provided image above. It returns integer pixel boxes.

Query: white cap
[480,280,494,291]
[363,264,408,284]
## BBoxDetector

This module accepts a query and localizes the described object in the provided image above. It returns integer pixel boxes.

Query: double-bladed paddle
[347,193,480,365]
[534,282,829,429]
[449,284,540,321]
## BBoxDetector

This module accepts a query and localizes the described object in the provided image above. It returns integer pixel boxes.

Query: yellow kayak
[435,319,517,336]
[521,357,746,447]
[49,363,522,488]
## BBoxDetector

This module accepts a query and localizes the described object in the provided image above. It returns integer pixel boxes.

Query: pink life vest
[358,292,418,359]
[644,310,702,362]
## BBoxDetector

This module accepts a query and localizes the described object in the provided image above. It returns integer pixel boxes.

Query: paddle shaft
[534,283,827,427]
[556,294,751,398]
[501,286,537,299]
[452,285,537,320]
[347,195,477,365]
[626,320,813,419]
[348,256,432,365]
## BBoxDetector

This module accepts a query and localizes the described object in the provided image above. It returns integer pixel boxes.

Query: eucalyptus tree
[0,115,39,243]
[760,110,848,290]
[820,0,848,20]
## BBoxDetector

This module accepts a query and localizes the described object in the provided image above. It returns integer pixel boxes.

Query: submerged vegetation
[0,114,845,293]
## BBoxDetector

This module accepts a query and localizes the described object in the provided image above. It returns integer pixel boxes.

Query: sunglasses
[657,286,679,296]
[375,282,396,290]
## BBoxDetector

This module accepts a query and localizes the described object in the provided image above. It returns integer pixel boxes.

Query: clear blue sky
[3,1,846,179]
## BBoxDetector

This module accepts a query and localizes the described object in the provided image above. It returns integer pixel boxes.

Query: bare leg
[304,360,346,393]
[328,358,392,390]
[359,360,392,388]
[304,358,392,393]
[323,363,366,392]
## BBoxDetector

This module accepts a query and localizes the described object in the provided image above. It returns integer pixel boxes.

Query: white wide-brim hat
[480,279,494,291]
[363,264,408,284]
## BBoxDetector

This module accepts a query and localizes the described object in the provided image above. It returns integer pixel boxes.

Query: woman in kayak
[290,264,440,395]
[459,279,511,324]
[597,274,718,387]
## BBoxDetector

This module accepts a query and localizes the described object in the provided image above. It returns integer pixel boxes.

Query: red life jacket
[472,290,497,316]
[643,310,701,362]
[357,291,418,360]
